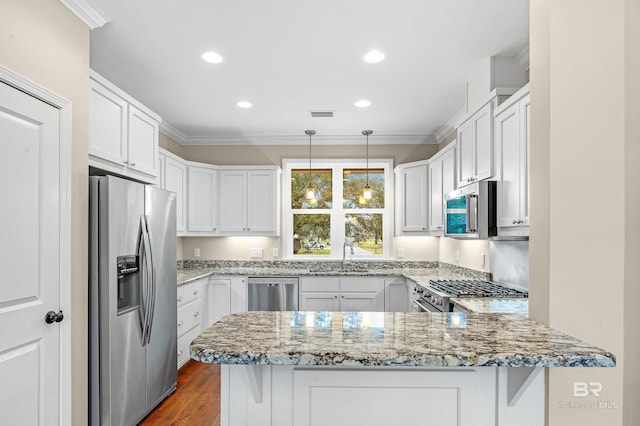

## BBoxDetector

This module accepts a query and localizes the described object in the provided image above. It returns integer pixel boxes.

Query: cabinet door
[89,82,127,167]
[442,148,456,195]
[399,164,428,232]
[127,104,158,178]
[164,156,186,232]
[341,293,382,312]
[208,279,231,326]
[384,278,408,312]
[457,119,474,186]
[473,103,494,182]
[188,166,217,232]
[246,170,276,234]
[218,170,247,232]
[428,160,443,232]
[300,292,340,311]
[520,95,530,226]
[495,103,522,227]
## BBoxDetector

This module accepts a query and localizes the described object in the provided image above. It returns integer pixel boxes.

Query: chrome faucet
[342,241,354,269]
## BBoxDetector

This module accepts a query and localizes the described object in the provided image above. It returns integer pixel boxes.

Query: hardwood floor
[140,361,221,426]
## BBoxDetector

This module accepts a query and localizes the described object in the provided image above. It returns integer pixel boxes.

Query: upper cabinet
[157,148,187,235]
[494,84,530,234]
[428,143,456,234]
[456,102,494,187]
[89,71,160,184]
[218,167,280,236]
[188,164,218,234]
[394,160,429,235]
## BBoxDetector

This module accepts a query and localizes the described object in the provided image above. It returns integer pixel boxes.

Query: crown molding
[59,0,109,29]
[159,121,187,144]
[434,108,465,143]
[175,133,437,146]
[516,46,530,70]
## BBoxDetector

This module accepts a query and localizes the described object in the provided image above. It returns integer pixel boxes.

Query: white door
[0,81,62,424]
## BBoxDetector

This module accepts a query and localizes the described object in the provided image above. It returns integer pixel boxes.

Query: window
[283,159,394,260]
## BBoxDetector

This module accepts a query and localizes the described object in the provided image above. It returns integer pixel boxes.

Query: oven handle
[413,299,441,312]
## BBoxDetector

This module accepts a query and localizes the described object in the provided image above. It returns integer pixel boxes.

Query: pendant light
[362,130,373,200]
[305,130,316,201]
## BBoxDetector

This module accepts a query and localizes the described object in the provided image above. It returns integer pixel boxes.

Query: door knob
[45,310,64,324]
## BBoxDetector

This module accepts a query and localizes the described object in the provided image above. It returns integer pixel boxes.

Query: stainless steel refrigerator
[89,175,177,426]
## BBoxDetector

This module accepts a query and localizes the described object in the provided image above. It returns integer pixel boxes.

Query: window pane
[343,168,384,208]
[291,169,333,209]
[345,214,383,257]
[293,214,331,255]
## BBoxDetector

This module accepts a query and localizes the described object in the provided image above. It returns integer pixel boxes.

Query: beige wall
[160,140,439,167]
[531,0,637,424]
[0,0,90,423]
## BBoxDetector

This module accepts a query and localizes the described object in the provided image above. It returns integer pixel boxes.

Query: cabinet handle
[194,312,200,317]
[193,289,198,295]
[178,320,184,326]
[334,295,338,299]
[178,350,183,356]
[177,296,183,302]
[123,160,129,165]
[130,162,136,167]
[247,228,250,231]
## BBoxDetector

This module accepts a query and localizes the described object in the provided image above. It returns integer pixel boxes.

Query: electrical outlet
[397,248,404,258]
[272,247,279,258]
[194,248,200,257]
[250,248,263,258]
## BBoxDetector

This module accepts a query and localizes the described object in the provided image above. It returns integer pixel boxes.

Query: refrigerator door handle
[144,214,157,342]
[138,215,155,346]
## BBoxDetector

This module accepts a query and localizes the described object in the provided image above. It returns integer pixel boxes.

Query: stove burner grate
[428,279,528,298]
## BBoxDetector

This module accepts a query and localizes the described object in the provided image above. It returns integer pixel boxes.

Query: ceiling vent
[309,110,334,118]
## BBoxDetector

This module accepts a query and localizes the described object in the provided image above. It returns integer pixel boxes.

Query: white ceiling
[88,0,529,145]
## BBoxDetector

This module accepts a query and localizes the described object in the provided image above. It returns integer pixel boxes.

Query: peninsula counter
[191,311,614,426]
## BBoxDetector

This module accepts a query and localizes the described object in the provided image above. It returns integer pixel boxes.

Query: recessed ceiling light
[362,49,385,64]
[354,99,372,108]
[202,51,223,64]
[237,101,252,108]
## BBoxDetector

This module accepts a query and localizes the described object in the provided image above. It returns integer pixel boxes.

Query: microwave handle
[467,194,478,232]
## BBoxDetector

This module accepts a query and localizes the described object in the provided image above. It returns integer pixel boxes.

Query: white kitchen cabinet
[494,85,530,232]
[457,101,494,187]
[428,143,456,234]
[384,277,409,312]
[188,164,218,233]
[207,278,231,325]
[157,148,187,234]
[394,160,429,235]
[299,277,384,312]
[177,279,205,368]
[89,70,160,184]
[218,167,280,236]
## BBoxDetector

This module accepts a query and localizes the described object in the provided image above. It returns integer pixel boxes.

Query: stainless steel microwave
[444,181,497,239]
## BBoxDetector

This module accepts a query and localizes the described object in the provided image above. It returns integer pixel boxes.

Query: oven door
[413,298,442,312]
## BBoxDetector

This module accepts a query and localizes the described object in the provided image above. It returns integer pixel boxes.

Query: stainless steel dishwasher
[247,277,299,311]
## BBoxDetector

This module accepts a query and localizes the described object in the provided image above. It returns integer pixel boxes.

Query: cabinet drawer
[340,277,384,293]
[177,298,202,336]
[300,277,340,292]
[177,325,202,369]
[177,281,204,307]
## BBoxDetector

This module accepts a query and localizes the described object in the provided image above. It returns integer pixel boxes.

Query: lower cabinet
[384,277,409,312]
[177,275,248,369]
[299,276,386,312]
[177,279,205,368]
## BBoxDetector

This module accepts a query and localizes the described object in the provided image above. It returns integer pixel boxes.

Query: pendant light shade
[362,130,373,200]
[305,130,316,201]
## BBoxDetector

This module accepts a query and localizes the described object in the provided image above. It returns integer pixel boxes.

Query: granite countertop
[176,260,491,286]
[190,311,615,368]
[451,298,529,317]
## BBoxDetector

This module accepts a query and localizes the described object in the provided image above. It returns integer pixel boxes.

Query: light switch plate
[250,248,263,258]
[194,248,200,257]
[397,248,404,258]
[272,247,279,258]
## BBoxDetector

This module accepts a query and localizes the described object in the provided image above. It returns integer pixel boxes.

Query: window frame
[282,158,394,261]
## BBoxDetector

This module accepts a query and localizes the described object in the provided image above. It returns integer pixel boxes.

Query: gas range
[412,279,528,312]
